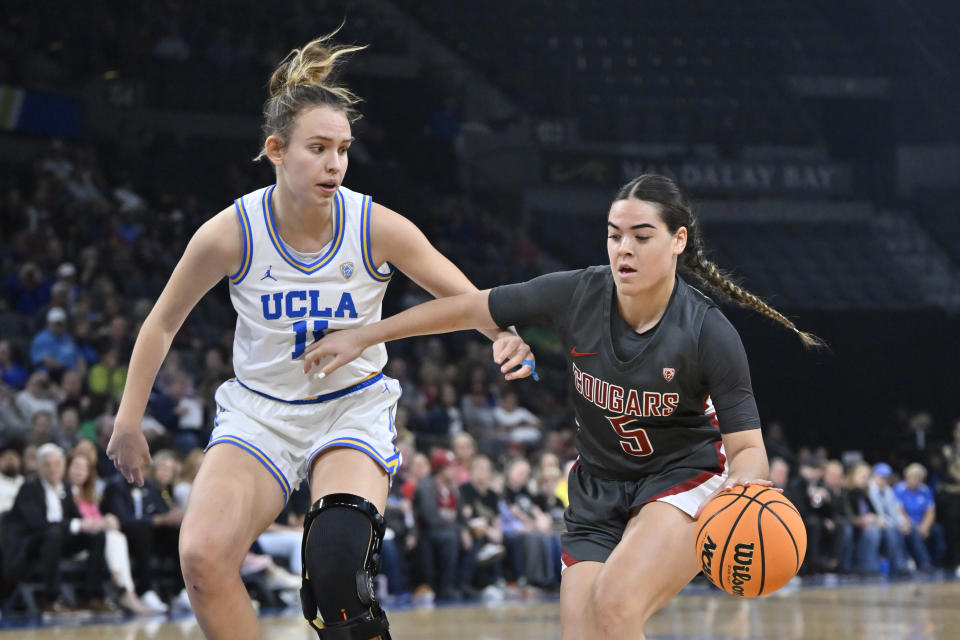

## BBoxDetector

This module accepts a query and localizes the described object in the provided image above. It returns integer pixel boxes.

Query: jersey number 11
[291,320,328,359]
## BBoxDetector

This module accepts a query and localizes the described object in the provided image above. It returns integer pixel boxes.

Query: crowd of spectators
[773,416,960,580]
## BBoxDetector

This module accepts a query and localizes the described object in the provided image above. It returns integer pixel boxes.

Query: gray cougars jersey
[489,266,760,479]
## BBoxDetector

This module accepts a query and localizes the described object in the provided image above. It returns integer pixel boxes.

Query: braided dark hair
[614,174,824,348]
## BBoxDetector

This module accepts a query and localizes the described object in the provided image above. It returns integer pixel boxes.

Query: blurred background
[0,0,959,619]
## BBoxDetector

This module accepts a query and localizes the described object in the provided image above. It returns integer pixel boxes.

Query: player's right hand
[492,332,536,381]
[106,425,152,487]
[694,478,777,519]
[302,328,366,379]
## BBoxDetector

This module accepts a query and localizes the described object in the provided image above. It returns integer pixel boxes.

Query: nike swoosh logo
[570,347,597,357]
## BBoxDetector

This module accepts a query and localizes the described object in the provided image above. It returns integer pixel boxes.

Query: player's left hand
[302,328,365,379]
[694,478,779,519]
[492,332,537,381]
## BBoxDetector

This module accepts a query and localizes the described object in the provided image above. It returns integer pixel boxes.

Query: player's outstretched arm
[108,209,242,486]
[303,289,504,379]
[369,202,535,379]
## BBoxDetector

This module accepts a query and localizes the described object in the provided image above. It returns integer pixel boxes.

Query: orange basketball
[694,484,806,597]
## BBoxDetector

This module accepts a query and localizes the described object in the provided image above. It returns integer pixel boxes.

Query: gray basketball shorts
[560,458,727,570]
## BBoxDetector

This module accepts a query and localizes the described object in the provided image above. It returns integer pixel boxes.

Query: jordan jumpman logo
[261,266,277,281]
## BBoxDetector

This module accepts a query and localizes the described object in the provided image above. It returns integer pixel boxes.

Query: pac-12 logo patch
[339,262,355,280]
[662,367,675,382]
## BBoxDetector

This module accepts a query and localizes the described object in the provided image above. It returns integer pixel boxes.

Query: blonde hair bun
[268,32,365,104]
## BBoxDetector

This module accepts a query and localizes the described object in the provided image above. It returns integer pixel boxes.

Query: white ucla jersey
[226,184,393,403]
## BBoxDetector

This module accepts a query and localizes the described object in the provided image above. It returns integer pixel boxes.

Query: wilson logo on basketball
[662,367,675,382]
[700,534,717,576]
[729,542,755,596]
[696,485,807,597]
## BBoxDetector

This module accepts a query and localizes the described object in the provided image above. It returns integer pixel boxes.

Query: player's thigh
[309,446,389,512]
[593,500,701,625]
[560,560,602,640]
[180,443,286,566]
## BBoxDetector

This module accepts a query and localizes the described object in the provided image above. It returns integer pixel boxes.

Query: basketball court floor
[3,578,958,639]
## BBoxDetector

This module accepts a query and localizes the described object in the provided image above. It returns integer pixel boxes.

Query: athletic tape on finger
[522,359,540,382]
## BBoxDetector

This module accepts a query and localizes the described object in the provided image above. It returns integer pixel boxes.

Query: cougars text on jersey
[572,361,679,418]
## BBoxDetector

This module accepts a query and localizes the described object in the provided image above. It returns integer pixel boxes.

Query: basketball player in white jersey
[106,34,534,640]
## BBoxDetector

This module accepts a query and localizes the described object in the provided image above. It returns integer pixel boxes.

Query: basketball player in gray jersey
[304,174,822,640]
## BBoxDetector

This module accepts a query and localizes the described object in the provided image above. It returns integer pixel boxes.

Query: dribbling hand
[302,329,365,379]
[492,332,536,381]
[694,478,779,519]
[106,426,152,487]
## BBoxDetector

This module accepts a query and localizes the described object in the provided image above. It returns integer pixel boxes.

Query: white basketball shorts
[206,373,402,503]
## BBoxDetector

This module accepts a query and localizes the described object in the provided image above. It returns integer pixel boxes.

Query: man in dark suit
[101,460,181,610]
[4,443,109,613]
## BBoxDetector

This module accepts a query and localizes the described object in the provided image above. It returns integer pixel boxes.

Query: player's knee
[179,539,219,590]
[180,545,215,592]
[590,580,642,638]
[591,599,632,638]
[301,493,390,638]
[303,498,380,618]
[179,529,239,592]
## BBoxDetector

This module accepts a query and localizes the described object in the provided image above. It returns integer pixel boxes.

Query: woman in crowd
[66,447,155,613]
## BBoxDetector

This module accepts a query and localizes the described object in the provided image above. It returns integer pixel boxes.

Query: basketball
[695,485,806,597]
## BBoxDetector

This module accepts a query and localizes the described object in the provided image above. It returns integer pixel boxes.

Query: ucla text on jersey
[260,290,358,322]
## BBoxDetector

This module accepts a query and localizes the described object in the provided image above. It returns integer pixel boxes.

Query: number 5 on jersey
[292,320,328,359]
[607,415,654,456]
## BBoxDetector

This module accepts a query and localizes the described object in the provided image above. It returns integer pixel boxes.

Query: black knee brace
[300,493,391,640]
